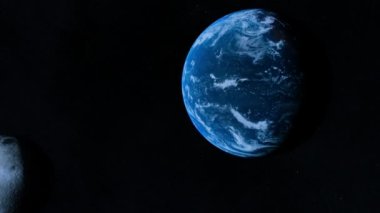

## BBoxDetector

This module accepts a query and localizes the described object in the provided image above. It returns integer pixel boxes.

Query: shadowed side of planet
[182,9,305,157]
[271,16,331,156]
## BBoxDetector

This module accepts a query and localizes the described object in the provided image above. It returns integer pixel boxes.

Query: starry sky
[0,0,379,212]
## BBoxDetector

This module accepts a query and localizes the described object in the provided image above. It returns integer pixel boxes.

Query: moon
[0,136,24,213]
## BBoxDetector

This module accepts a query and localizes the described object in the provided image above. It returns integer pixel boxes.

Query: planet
[0,136,24,213]
[181,9,304,157]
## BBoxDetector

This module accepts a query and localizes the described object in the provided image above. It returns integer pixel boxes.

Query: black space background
[0,0,379,212]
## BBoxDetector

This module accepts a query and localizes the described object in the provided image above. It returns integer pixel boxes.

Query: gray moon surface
[0,136,24,213]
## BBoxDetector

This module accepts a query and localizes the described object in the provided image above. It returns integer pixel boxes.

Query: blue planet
[181,9,304,157]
